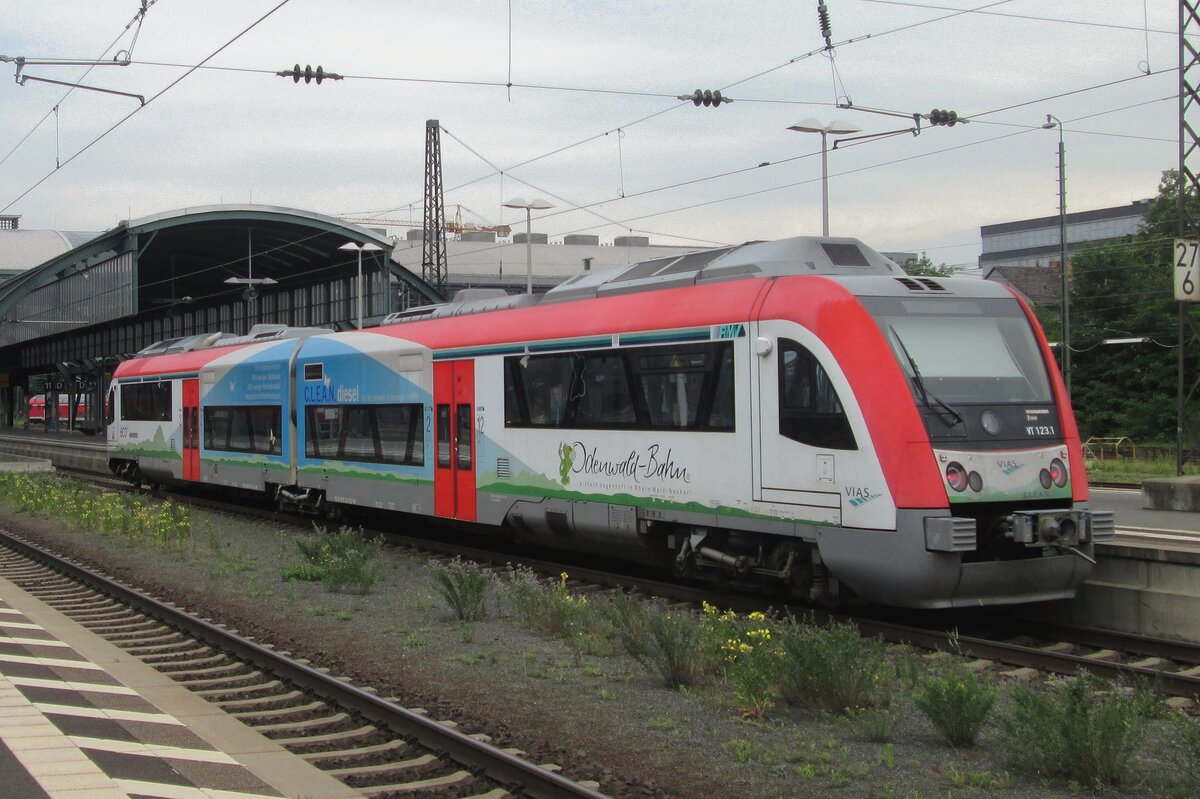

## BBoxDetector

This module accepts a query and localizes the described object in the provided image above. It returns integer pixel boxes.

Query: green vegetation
[429,556,491,621]
[912,658,997,747]
[1085,455,1200,484]
[1037,170,1193,442]
[283,524,383,593]
[775,618,892,714]
[0,473,190,548]
[997,673,1157,788]
[604,593,711,690]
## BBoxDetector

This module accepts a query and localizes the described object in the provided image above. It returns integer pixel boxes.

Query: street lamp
[339,241,384,329]
[1042,114,1069,394]
[786,118,862,236]
[502,197,554,294]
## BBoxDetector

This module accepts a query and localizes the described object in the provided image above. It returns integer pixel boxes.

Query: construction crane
[338,205,511,239]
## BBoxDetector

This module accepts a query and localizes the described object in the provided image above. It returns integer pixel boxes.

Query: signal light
[946,462,968,492]
[277,64,343,85]
[1049,458,1068,487]
[678,89,732,107]
[1039,469,1053,489]
[928,109,959,126]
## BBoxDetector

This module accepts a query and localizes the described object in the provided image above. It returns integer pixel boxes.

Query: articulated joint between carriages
[275,485,326,515]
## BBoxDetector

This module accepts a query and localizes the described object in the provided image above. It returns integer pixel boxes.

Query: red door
[433,360,476,521]
[182,379,200,481]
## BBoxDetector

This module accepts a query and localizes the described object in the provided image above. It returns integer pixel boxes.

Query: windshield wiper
[888,325,964,428]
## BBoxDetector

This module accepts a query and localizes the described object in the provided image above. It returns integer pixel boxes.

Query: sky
[0,1,1181,271]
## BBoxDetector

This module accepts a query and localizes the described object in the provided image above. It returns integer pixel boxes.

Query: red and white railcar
[108,236,1112,608]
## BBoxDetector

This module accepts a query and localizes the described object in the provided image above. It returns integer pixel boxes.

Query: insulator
[315,65,325,84]
[691,89,703,106]
[712,90,724,106]
[818,2,832,44]
[702,89,713,106]
[291,63,301,83]
[945,110,958,126]
[303,64,314,83]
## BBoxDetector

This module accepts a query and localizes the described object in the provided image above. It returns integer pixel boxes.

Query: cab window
[778,339,856,450]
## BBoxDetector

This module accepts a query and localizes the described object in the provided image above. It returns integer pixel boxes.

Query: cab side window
[778,339,856,450]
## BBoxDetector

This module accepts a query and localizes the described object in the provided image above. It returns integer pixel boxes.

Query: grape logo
[558,442,577,485]
[997,459,1023,476]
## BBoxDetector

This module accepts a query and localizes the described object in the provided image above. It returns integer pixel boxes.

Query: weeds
[429,557,491,621]
[0,473,191,548]
[605,593,710,689]
[285,524,382,594]
[913,659,997,747]
[721,610,780,720]
[501,567,602,651]
[776,618,890,714]
[1166,710,1200,797]
[998,672,1156,788]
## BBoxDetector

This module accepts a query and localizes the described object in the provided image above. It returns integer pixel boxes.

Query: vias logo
[845,486,881,508]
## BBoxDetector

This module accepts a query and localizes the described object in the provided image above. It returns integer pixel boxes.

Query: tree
[1055,170,1194,443]
[904,252,954,277]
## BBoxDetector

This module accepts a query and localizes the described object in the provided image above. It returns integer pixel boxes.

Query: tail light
[1049,458,1068,487]
[946,462,968,492]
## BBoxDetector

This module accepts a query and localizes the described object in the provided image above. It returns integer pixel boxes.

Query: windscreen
[863,297,1053,404]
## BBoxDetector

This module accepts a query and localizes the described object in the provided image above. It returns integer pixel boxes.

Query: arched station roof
[0,204,441,322]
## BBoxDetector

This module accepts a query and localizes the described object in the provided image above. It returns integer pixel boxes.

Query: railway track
[9,447,1200,706]
[0,528,608,799]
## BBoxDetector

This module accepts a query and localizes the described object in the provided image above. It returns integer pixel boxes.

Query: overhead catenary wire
[1,0,296,215]
[0,1,156,171]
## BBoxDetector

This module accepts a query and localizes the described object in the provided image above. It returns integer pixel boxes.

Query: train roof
[379,235,906,326]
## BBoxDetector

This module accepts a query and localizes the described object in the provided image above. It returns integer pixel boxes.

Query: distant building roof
[0,229,98,276]
[979,199,1151,270]
[985,264,1062,306]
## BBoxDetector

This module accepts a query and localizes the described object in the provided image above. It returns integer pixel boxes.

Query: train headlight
[968,471,983,492]
[1039,469,1053,489]
[980,410,1002,436]
[946,462,969,492]
[1049,458,1068,488]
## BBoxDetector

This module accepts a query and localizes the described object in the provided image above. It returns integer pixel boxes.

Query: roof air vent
[895,277,924,291]
[917,278,947,291]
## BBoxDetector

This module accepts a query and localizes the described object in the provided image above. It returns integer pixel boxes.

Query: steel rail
[0,528,609,799]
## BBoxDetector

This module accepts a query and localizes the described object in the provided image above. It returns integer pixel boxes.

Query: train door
[182,379,201,481]
[433,360,477,521]
[750,329,841,524]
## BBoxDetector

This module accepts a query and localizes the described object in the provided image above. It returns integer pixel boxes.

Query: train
[28,395,89,429]
[106,235,1113,609]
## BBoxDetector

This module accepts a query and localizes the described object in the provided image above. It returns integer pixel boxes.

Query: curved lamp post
[1042,114,1069,393]
[339,241,384,329]
[502,197,555,294]
[786,118,862,236]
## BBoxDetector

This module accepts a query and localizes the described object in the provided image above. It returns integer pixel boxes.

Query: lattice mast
[1180,1,1200,472]
[422,119,448,297]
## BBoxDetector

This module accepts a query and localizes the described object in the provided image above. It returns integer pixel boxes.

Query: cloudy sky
[0,1,1179,270]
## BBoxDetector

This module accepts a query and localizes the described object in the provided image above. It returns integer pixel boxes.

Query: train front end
[824,278,1114,607]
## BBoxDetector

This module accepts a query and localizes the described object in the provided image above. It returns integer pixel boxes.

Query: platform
[1142,474,1200,512]
[0,574,365,799]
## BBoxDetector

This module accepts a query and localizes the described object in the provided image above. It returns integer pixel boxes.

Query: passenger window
[778,340,856,450]
[574,353,635,426]
[456,404,473,469]
[436,405,451,468]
